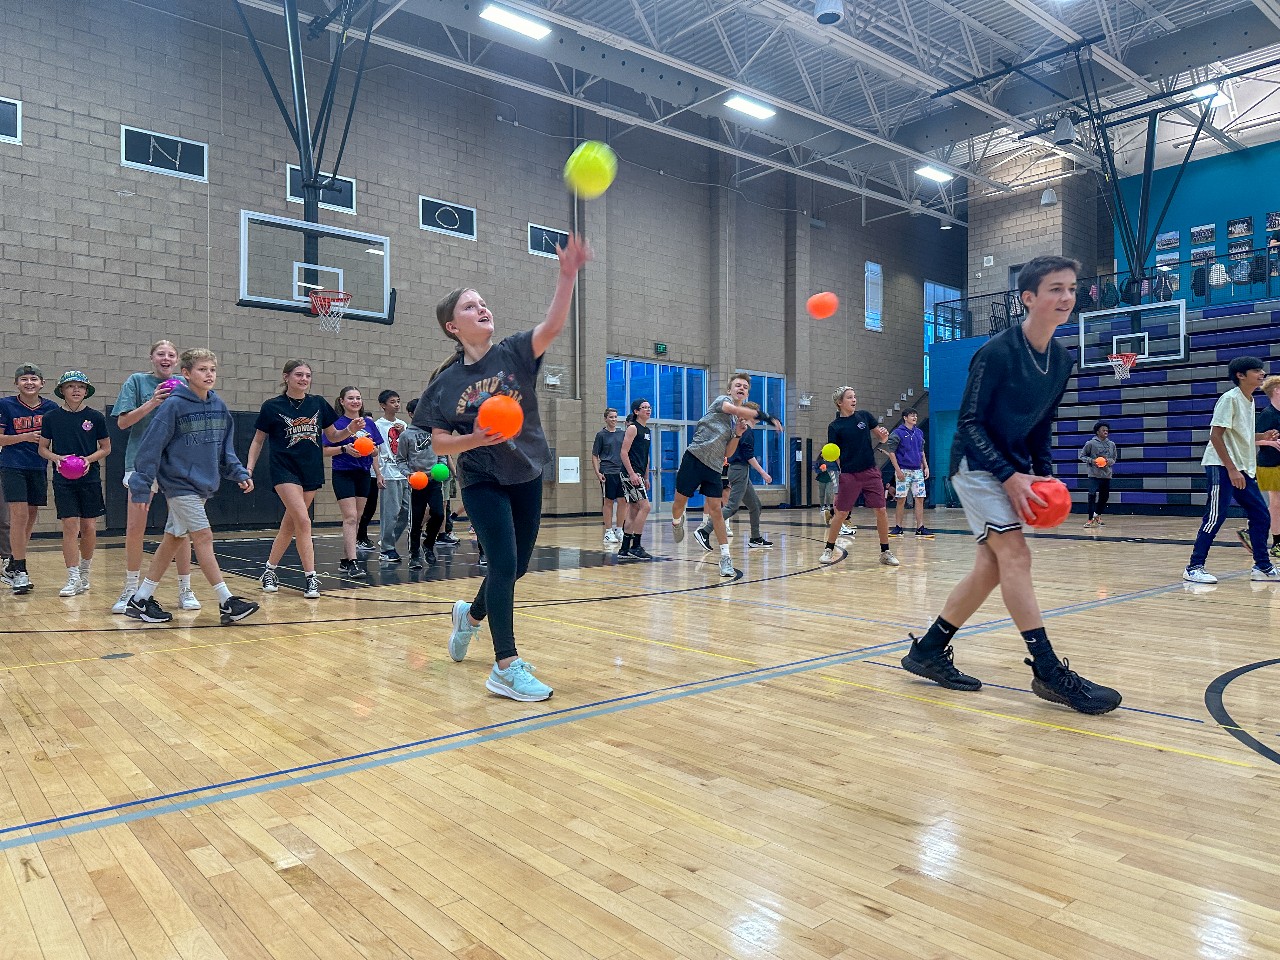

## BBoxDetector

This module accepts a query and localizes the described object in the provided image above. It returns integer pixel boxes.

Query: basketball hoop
[1107,353,1138,380]
[309,289,351,334]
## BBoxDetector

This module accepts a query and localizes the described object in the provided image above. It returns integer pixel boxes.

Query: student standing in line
[39,371,110,598]
[901,256,1123,715]
[617,397,654,560]
[112,340,200,613]
[247,360,367,599]
[325,386,385,578]
[0,364,59,596]
[415,234,590,702]
[374,389,410,563]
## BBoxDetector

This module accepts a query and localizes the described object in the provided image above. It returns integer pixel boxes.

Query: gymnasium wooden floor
[2,506,1279,959]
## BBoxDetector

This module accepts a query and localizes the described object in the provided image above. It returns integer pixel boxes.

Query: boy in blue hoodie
[125,348,258,625]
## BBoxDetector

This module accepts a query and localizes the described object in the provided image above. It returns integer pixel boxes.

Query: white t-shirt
[375,416,409,480]
[1202,388,1257,476]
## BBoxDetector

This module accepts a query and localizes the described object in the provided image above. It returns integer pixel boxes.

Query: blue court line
[0,570,1237,852]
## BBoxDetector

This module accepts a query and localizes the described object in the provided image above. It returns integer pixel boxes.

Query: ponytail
[429,345,465,385]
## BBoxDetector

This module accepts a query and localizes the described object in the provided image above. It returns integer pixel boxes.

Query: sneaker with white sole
[1237,528,1252,550]
[260,568,279,593]
[11,570,32,595]
[603,528,619,544]
[218,596,259,625]
[112,588,135,614]
[718,554,736,578]
[1183,566,1218,584]
[0,558,11,587]
[693,525,713,552]
[77,569,91,592]
[178,587,201,611]
[840,523,856,536]
[449,600,479,662]
[126,595,172,623]
[303,574,322,599]
[671,515,686,544]
[1251,565,1280,581]
[880,550,900,566]
[748,536,772,548]
[59,570,83,598]
[819,547,838,565]
[486,658,553,702]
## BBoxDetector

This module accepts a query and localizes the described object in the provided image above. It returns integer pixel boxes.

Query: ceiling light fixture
[1052,114,1078,146]
[479,4,551,40]
[1040,188,1058,206]
[1193,84,1230,108]
[914,165,953,183]
[814,0,845,25]
[725,95,776,120]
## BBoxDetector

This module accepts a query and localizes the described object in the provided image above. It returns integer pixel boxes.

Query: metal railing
[935,244,1280,339]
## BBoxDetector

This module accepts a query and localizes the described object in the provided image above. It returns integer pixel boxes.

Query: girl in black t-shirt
[245,360,366,599]
[415,233,590,703]
[618,397,653,559]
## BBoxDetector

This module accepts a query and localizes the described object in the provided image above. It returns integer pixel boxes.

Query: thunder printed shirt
[416,330,550,489]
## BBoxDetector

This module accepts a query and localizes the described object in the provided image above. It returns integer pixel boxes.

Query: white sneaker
[77,564,91,592]
[819,547,838,564]
[112,588,135,614]
[880,550,900,567]
[718,554,736,577]
[603,528,619,544]
[613,526,624,541]
[59,570,82,598]
[178,587,202,611]
[840,523,856,536]
[1250,565,1280,581]
[1183,566,1218,584]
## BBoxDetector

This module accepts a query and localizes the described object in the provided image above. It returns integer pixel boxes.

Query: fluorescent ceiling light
[1192,84,1230,108]
[479,4,551,40]
[725,95,776,120]
[914,165,953,183]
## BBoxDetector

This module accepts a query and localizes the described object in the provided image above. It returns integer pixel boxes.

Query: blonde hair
[1263,375,1280,398]
[180,348,217,370]
[832,385,853,407]
[744,400,759,411]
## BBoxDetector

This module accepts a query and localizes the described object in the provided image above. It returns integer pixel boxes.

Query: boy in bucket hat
[0,364,59,594]
[39,371,111,597]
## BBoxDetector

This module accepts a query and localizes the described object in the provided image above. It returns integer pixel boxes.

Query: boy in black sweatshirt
[901,256,1122,715]
[125,348,258,626]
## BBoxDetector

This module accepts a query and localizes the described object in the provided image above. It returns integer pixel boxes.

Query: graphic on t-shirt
[388,424,401,455]
[455,373,524,415]
[276,412,322,448]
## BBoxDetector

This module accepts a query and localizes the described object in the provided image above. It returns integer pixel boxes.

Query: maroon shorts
[835,467,886,511]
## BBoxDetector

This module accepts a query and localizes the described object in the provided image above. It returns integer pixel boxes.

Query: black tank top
[626,422,651,474]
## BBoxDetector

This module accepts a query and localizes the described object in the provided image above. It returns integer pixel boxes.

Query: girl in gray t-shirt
[414,234,590,704]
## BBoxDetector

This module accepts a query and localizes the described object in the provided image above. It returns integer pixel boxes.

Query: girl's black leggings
[462,476,543,661]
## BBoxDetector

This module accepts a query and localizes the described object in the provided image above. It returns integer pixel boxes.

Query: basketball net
[309,289,352,334]
[1107,353,1138,380]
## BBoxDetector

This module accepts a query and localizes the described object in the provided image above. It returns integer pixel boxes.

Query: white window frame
[865,261,883,331]
[734,368,788,488]
[0,97,20,144]
[120,125,208,182]
[286,164,357,214]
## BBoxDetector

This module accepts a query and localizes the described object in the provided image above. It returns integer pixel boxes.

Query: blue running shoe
[449,600,479,662]
[485,658,553,702]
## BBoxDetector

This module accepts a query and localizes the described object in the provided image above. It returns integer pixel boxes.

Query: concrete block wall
[0,0,965,531]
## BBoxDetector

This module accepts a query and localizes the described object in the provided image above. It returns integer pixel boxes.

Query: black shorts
[1,467,47,506]
[332,469,373,501]
[675,452,723,499]
[270,455,324,492]
[53,478,105,520]
[600,473,624,500]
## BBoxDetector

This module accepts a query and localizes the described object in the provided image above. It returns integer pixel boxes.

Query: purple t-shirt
[890,424,925,469]
[324,415,384,473]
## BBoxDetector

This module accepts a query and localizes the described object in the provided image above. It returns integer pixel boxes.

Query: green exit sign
[654,342,668,356]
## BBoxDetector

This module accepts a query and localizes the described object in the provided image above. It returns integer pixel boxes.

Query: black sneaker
[916,526,935,539]
[380,548,402,564]
[889,525,905,538]
[748,536,773,548]
[219,596,260,625]
[616,545,633,559]
[125,595,173,623]
[339,559,365,579]
[437,533,459,546]
[424,546,438,565]
[1026,658,1122,715]
[693,525,713,552]
[356,538,374,552]
[901,637,982,691]
[408,549,425,570]
[1236,528,1252,550]
[629,546,653,560]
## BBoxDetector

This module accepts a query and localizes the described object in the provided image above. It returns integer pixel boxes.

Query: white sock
[178,574,192,591]
[134,578,160,601]
[304,570,316,577]
[720,544,731,557]
[79,557,92,574]
[265,562,278,571]
[67,565,79,576]
[213,582,232,603]
[126,570,141,590]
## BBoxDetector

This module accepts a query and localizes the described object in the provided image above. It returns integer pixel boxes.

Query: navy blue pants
[1188,466,1272,570]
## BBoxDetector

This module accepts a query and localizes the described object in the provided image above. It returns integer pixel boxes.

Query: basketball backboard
[238,210,394,323]
[1076,300,1186,370]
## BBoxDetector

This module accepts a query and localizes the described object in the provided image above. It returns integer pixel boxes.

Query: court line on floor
[0,570,1249,851]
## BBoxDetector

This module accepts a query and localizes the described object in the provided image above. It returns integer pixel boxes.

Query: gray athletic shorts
[163,494,211,537]
[951,457,1022,544]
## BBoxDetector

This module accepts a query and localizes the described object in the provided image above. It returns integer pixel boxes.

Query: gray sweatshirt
[1079,437,1118,479]
[128,383,249,503]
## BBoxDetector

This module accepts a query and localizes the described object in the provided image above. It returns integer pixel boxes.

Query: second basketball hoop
[309,288,351,334]
[1107,352,1138,381]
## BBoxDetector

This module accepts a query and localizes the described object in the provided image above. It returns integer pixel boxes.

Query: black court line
[1204,659,1280,767]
